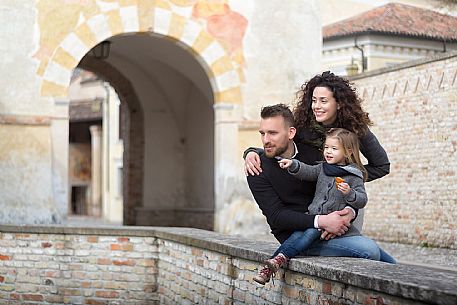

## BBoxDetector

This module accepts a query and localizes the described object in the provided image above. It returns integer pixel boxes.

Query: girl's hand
[278,158,293,169]
[244,151,262,176]
[337,182,351,195]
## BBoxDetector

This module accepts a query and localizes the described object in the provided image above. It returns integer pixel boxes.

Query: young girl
[253,128,378,285]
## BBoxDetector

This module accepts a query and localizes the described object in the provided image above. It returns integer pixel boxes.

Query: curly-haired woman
[245,71,389,181]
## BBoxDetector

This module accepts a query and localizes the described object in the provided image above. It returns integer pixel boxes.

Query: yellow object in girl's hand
[335,177,345,188]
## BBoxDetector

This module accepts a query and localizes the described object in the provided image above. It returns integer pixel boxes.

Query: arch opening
[72,33,215,229]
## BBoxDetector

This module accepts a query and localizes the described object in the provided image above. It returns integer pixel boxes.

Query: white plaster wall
[0,125,59,224]
[50,112,69,219]
[184,87,214,210]
[0,1,62,224]
[106,88,123,223]
[241,0,322,119]
[0,1,51,115]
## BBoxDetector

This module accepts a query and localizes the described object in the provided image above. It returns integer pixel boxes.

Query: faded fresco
[69,143,91,184]
[35,0,247,97]
[192,1,247,81]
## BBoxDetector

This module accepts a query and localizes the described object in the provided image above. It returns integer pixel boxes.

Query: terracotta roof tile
[323,3,457,42]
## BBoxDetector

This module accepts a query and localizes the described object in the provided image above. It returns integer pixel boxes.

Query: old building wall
[0,1,64,224]
[0,1,321,227]
[351,52,457,248]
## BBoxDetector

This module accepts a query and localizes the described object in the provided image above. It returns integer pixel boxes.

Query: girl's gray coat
[289,161,367,236]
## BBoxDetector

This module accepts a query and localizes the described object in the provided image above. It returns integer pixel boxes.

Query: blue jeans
[273,229,321,259]
[273,230,397,264]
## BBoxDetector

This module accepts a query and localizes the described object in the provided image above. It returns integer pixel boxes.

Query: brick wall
[0,226,454,305]
[350,52,457,249]
[157,239,427,305]
[0,228,158,304]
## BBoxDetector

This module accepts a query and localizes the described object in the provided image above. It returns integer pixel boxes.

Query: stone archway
[37,4,244,229]
[39,6,243,102]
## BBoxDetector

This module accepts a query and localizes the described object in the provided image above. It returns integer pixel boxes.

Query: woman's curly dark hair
[293,71,372,136]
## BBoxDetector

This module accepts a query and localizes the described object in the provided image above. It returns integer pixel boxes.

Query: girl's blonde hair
[326,128,367,181]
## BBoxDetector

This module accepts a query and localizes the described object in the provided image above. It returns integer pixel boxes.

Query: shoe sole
[253,278,268,285]
[265,260,280,273]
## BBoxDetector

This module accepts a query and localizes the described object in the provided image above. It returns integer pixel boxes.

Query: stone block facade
[351,52,457,249]
[0,226,455,305]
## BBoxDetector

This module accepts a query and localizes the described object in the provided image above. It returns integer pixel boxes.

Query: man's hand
[320,231,336,240]
[317,210,352,236]
[342,207,356,221]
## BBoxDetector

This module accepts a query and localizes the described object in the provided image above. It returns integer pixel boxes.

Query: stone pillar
[90,125,102,217]
[213,103,240,232]
[51,98,69,222]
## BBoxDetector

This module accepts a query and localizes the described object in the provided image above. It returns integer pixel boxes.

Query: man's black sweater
[247,142,322,243]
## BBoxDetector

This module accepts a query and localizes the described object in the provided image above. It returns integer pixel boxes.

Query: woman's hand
[244,151,262,176]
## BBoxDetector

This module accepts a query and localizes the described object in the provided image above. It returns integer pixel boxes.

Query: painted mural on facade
[34,0,247,101]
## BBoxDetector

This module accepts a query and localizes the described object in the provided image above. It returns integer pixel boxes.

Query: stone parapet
[0,225,455,304]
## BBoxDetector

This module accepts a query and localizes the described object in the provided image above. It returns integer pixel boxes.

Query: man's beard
[264,144,288,158]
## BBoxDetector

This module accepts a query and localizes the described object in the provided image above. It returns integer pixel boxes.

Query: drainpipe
[442,39,447,53]
[354,36,367,72]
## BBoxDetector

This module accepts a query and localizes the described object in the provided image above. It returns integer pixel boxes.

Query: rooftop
[323,2,457,42]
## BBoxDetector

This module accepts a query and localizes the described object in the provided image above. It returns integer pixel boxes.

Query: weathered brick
[112,259,135,266]
[45,270,60,278]
[0,254,11,261]
[85,298,107,305]
[363,295,386,305]
[97,258,111,265]
[9,292,20,300]
[95,290,120,298]
[137,258,156,267]
[87,236,98,243]
[22,293,44,301]
[104,281,128,290]
[0,284,16,291]
[283,285,300,298]
[110,243,133,251]
[61,288,82,296]
[323,280,332,294]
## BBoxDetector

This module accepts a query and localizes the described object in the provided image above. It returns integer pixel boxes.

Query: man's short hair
[260,104,295,128]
